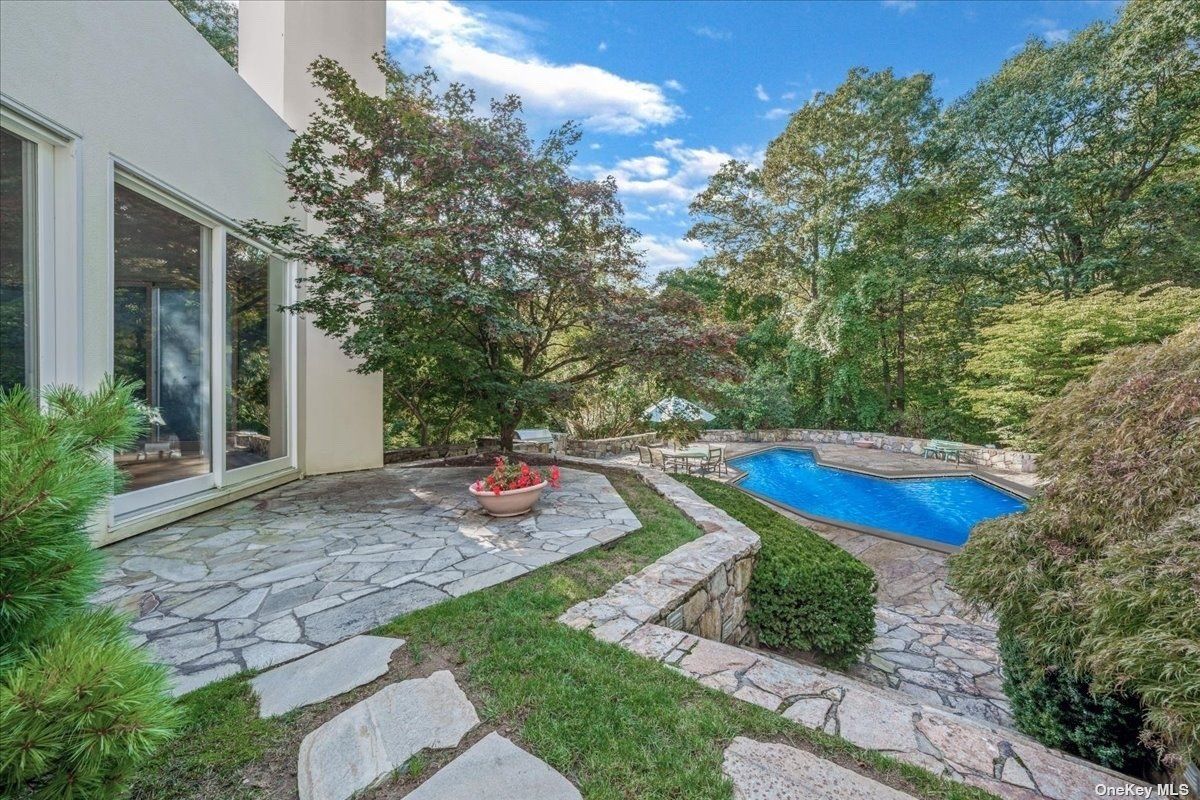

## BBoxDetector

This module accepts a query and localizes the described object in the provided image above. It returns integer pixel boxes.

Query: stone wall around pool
[699,429,1037,474]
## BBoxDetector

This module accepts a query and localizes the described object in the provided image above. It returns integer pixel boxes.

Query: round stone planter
[468,480,548,517]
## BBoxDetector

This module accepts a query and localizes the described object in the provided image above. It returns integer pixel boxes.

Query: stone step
[723,736,918,800]
[297,670,478,800]
[617,622,1146,800]
[251,634,406,717]
[404,732,581,800]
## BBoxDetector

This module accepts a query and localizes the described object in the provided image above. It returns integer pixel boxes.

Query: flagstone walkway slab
[405,732,581,800]
[251,635,405,717]
[723,736,918,800]
[296,670,478,800]
[96,467,639,692]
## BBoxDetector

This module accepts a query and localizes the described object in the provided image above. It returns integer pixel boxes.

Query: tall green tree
[943,0,1200,297]
[252,57,736,450]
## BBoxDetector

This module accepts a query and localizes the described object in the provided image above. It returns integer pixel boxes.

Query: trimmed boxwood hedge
[676,476,876,668]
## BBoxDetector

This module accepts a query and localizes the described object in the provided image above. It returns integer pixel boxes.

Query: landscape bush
[0,381,178,799]
[951,325,1200,773]
[996,630,1157,775]
[677,476,876,667]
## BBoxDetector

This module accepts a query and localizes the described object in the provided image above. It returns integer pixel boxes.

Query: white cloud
[614,155,672,179]
[763,107,791,120]
[691,25,732,41]
[663,78,685,93]
[638,234,708,275]
[881,0,917,13]
[755,83,771,102]
[780,91,797,101]
[386,1,681,134]
[581,137,743,206]
[1026,17,1070,43]
[597,40,608,52]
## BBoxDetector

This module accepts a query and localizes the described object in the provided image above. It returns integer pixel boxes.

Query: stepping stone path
[250,635,405,717]
[297,670,479,800]
[723,737,918,800]
[405,732,582,800]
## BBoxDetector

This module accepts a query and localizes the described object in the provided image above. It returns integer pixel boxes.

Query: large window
[0,128,35,392]
[225,236,288,470]
[113,182,211,493]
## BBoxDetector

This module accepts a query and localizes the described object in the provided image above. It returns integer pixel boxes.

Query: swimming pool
[730,448,1026,548]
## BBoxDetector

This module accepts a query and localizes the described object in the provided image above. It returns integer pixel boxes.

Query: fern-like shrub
[951,325,1200,774]
[677,476,876,668]
[0,382,178,799]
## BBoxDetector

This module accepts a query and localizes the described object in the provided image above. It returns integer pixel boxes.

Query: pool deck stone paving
[96,466,640,694]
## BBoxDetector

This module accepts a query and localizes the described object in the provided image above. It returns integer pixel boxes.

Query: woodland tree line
[675,0,1198,447]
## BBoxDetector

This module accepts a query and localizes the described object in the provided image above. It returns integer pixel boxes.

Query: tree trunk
[499,424,515,453]
[895,288,907,412]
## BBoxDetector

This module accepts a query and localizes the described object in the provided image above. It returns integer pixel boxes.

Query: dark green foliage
[951,326,1200,769]
[997,630,1157,776]
[170,0,238,68]
[677,476,876,668]
[0,609,179,799]
[0,381,178,799]
[0,382,142,662]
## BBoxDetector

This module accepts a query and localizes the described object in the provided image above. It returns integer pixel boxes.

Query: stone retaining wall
[558,461,759,646]
[563,432,659,459]
[699,429,1037,473]
[384,444,475,464]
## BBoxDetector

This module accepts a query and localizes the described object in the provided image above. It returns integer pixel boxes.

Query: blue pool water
[731,448,1026,547]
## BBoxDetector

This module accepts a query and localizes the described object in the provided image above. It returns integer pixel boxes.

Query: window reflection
[0,128,34,392]
[225,237,287,469]
[113,183,210,492]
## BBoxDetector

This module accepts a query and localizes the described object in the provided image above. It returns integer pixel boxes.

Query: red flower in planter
[475,456,561,492]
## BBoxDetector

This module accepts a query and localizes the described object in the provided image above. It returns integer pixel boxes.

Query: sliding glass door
[225,236,289,475]
[112,182,213,503]
[110,175,295,520]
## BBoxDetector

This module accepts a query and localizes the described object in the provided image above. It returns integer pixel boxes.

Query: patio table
[660,446,723,473]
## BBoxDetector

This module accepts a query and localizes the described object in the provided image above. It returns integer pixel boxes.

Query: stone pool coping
[724,444,1033,554]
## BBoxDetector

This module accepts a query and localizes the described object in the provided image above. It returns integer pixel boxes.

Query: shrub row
[675,476,876,668]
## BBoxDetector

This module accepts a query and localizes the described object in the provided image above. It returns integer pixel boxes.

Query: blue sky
[385,0,1124,276]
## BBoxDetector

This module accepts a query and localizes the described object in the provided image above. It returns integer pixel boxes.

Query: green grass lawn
[128,470,997,800]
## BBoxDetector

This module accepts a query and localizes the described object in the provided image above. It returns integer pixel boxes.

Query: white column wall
[239,0,386,476]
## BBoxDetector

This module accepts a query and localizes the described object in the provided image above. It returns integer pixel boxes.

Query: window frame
[0,103,69,393]
[222,235,295,484]
[108,166,298,523]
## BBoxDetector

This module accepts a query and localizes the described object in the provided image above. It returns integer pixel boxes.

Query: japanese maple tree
[250,56,735,449]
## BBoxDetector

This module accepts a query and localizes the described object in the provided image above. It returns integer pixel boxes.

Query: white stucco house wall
[0,0,386,544]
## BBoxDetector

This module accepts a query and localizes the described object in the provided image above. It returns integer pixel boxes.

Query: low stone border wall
[384,444,476,464]
[563,432,658,459]
[557,462,759,646]
[700,429,1037,474]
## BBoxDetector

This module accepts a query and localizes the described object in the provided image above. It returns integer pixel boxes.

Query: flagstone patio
[96,466,640,694]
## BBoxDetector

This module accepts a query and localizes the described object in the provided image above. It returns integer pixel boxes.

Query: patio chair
[649,447,681,472]
[637,445,652,465]
[700,446,727,477]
